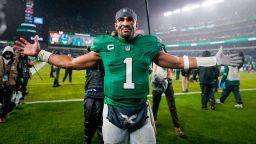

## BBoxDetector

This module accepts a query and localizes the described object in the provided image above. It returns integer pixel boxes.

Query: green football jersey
[91,34,162,107]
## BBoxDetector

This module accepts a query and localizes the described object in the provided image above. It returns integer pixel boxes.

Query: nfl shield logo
[125,46,130,51]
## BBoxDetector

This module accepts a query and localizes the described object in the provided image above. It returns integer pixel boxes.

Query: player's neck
[118,36,134,43]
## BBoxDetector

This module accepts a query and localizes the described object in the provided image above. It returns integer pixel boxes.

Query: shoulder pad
[135,34,161,43]
[91,35,117,52]
[92,35,117,46]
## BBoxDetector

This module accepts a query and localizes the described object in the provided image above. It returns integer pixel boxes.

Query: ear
[114,22,118,30]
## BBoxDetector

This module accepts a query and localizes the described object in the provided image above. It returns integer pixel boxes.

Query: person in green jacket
[217,52,244,108]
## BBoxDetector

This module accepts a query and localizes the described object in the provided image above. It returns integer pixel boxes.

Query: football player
[15,8,242,144]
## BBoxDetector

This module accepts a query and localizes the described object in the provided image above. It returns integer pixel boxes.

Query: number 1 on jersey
[123,58,135,89]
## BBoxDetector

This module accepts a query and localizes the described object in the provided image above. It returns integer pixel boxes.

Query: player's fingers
[19,37,31,45]
[13,45,24,51]
[228,62,238,66]
[15,40,26,47]
[233,60,243,63]
[232,57,243,61]
[34,35,39,42]
[229,53,239,58]
[230,64,239,67]
[230,60,243,66]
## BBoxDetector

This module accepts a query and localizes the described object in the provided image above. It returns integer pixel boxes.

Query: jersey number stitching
[123,58,135,89]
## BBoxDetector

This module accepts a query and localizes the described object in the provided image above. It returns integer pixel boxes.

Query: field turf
[0,63,256,144]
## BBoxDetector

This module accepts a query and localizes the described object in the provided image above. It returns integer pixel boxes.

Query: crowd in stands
[148,0,256,66]
[157,17,256,44]
[154,0,256,44]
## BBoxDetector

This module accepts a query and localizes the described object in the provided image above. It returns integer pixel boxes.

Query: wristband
[196,56,217,67]
[38,50,52,62]
[183,55,189,70]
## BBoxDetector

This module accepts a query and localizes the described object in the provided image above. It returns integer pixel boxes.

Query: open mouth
[122,28,131,34]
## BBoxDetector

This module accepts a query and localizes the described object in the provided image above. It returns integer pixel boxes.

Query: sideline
[25,88,256,105]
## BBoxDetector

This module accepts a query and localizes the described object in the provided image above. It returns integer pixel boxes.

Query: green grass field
[0,63,256,144]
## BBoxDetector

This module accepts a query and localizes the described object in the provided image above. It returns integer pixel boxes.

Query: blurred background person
[49,51,55,78]
[84,49,104,144]
[190,69,198,82]
[217,52,245,108]
[198,51,219,110]
[214,66,220,92]
[17,55,33,103]
[49,64,54,78]
[52,51,61,87]
[151,63,185,137]
[181,65,191,92]
[0,46,18,123]
[62,54,73,84]
[175,69,180,80]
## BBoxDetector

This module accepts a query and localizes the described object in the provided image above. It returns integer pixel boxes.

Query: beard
[121,32,133,39]
[119,27,135,40]
[116,22,136,40]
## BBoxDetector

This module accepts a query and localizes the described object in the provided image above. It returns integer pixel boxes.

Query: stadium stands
[153,0,256,62]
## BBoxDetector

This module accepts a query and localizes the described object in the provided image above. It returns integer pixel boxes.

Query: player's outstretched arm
[153,51,198,69]
[48,51,101,70]
[14,35,101,70]
[154,48,243,69]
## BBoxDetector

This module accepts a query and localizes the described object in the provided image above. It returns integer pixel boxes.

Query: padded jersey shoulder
[134,34,164,52]
[134,34,161,44]
[91,35,118,52]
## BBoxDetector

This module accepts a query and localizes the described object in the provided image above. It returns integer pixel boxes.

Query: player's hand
[14,35,41,56]
[215,47,243,66]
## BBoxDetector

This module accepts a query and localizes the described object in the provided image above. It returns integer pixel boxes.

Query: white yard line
[173,88,256,96]
[30,62,47,75]
[26,99,84,104]
[25,88,256,105]
[31,82,85,85]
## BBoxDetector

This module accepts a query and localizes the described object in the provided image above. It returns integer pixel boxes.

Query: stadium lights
[202,0,224,7]
[214,0,225,4]
[182,6,191,12]
[173,9,181,14]
[163,0,224,17]
[164,11,173,16]
[191,4,201,10]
